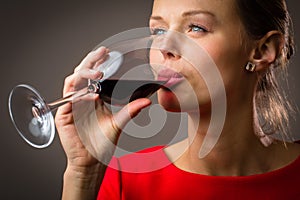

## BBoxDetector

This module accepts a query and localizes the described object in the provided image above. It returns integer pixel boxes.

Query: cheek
[149,46,216,111]
[201,35,248,87]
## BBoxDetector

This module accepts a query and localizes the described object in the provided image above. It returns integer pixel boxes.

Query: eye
[189,24,208,33]
[151,28,167,35]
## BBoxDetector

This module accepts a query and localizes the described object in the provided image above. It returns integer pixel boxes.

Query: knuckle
[74,66,80,73]
[86,60,95,69]
[55,113,73,127]
[64,75,72,85]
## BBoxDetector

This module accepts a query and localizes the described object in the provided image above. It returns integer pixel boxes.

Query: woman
[55,0,300,199]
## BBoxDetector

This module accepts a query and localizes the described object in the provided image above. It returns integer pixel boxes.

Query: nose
[155,32,181,60]
[160,49,181,60]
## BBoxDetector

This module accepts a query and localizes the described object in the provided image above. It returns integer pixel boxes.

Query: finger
[63,69,103,94]
[55,102,73,126]
[74,46,109,72]
[94,53,110,69]
[113,98,152,130]
[77,69,104,80]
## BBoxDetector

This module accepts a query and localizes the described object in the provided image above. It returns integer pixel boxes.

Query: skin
[55,0,300,199]
[150,0,300,176]
[56,47,152,199]
[150,0,250,113]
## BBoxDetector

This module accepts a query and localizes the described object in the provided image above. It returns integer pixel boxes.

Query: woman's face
[149,0,253,112]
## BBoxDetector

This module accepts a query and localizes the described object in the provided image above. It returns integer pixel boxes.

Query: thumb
[113,98,152,130]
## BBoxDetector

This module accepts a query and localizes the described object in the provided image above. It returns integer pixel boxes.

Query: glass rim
[8,84,55,148]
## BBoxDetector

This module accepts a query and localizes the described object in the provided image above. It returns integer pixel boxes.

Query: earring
[245,62,256,72]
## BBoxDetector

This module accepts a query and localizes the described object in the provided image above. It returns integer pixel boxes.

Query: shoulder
[269,141,300,172]
[282,142,300,159]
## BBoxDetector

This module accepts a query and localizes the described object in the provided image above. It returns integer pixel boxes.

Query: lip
[157,68,184,88]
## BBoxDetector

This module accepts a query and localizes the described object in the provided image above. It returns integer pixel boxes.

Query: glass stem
[47,80,101,111]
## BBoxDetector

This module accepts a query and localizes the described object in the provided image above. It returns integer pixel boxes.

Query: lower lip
[163,77,185,88]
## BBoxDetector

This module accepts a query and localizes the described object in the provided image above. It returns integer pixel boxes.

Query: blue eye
[189,25,207,33]
[151,28,167,35]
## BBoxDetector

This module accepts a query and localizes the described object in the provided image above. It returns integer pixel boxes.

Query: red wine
[98,79,165,105]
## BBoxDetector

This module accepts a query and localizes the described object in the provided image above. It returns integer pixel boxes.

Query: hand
[55,46,152,169]
[55,46,152,199]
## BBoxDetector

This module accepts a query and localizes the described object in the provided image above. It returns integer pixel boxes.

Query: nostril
[167,52,175,57]
[160,49,180,60]
[166,51,181,59]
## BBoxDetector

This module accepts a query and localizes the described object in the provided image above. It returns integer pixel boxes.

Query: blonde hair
[236,0,296,142]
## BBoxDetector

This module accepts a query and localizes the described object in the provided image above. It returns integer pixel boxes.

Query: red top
[98,146,300,200]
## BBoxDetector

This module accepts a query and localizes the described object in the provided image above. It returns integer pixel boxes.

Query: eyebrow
[150,15,163,21]
[182,10,215,18]
[150,9,215,21]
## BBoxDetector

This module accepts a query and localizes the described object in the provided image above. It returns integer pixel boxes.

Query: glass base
[8,84,55,148]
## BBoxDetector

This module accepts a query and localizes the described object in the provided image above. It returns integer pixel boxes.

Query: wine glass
[8,29,170,149]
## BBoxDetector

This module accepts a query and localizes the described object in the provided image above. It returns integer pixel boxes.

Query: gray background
[0,1,299,199]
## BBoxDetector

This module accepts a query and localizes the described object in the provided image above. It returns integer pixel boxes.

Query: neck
[180,100,273,176]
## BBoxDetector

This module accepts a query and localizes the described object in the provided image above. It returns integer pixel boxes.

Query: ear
[249,31,284,72]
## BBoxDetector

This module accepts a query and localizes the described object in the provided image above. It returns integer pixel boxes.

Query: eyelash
[188,24,208,33]
[150,24,208,36]
[150,28,167,35]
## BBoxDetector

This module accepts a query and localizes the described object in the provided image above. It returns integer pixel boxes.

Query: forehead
[152,0,237,20]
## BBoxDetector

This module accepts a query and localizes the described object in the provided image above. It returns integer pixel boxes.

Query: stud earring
[245,62,256,72]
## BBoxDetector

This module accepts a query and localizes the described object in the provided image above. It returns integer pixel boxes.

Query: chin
[157,89,181,112]
[157,89,201,113]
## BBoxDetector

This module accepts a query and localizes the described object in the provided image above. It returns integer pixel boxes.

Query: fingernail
[97,46,108,53]
[98,72,104,79]
[94,72,104,80]
[89,69,99,74]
